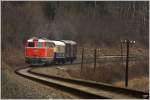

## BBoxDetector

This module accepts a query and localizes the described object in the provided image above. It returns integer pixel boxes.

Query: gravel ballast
[1,62,78,99]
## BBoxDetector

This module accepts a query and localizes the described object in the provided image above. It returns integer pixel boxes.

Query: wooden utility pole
[81,48,84,72]
[125,40,129,87]
[121,39,135,87]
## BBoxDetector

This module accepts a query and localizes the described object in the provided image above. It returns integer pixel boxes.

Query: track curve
[15,67,149,99]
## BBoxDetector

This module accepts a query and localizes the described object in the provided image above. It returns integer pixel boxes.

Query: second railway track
[15,67,149,99]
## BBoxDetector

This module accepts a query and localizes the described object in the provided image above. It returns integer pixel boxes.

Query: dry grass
[67,63,113,83]
[67,60,149,91]
[73,47,149,84]
[114,76,149,92]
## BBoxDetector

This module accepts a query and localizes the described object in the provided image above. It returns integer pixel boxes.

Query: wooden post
[94,48,97,72]
[125,40,129,87]
[120,41,123,67]
[81,48,84,72]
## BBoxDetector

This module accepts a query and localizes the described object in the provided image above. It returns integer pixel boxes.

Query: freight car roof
[61,40,77,45]
[49,40,65,46]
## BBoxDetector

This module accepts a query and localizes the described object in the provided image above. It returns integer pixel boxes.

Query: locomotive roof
[27,37,49,42]
[61,40,77,45]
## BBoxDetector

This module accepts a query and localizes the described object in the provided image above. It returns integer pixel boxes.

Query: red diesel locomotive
[25,37,77,65]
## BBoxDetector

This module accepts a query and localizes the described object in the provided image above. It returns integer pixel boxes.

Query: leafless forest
[2,1,149,51]
[1,1,149,99]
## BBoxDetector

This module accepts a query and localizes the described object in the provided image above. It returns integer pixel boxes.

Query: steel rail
[15,67,149,99]
[15,67,109,99]
[30,55,146,66]
[29,68,149,99]
[37,57,146,67]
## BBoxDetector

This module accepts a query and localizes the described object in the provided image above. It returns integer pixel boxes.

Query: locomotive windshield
[37,42,43,47]
[28,42,34,47]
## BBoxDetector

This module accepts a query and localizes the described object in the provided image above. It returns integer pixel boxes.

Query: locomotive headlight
[41,58,46,61]
[62,53,64,57]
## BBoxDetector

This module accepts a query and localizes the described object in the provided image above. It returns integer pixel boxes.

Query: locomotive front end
[25,37,54,65]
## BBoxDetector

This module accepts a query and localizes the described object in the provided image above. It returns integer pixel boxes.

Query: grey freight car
[61,40,77,63]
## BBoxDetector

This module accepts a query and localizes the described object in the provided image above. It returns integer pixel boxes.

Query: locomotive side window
[51,43,55,47]
[37,42,43,47]
[28,42,34,47]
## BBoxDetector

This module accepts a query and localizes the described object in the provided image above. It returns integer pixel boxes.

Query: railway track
[28,55,146,67]
[15,67,149,99]
[71,55,146,65]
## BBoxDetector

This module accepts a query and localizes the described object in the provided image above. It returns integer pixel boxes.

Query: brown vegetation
[67,47,149,91]
[114,76,149,92]
[67,61,148,83]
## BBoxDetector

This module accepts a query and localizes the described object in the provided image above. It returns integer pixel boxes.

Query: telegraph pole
[125,40,129,87]
[121,39,135,87]
[81,48,84,72]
